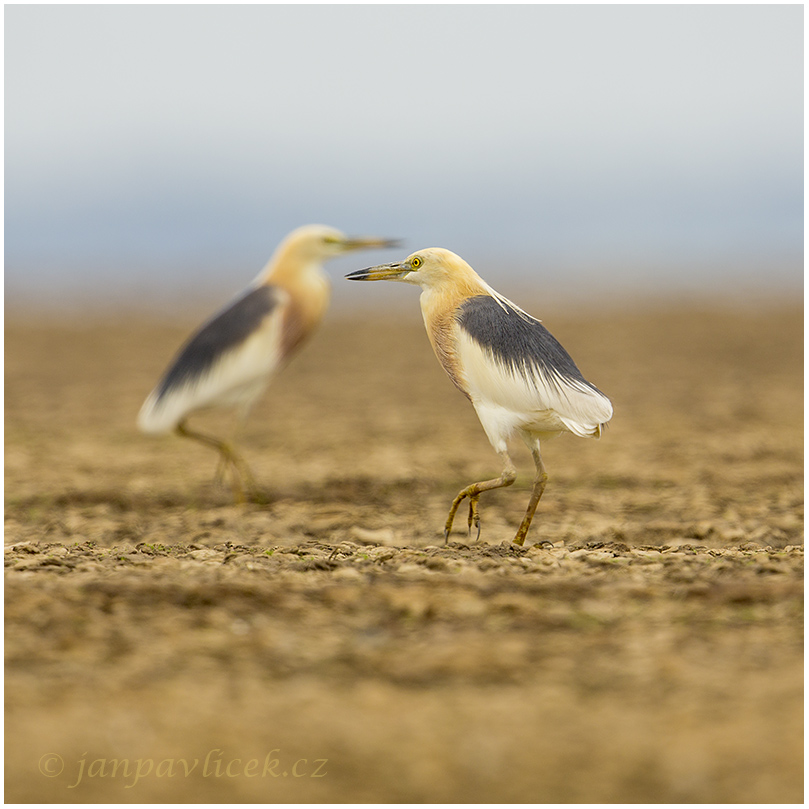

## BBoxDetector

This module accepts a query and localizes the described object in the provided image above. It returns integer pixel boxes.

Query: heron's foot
[212,445,264,505]
[210,451,244,502]
[467,496,481,541]
[243,483,269,506]
[232,462,267,505]
[213,454,229,487]
[444,486,474,542]
[221,461,247,504]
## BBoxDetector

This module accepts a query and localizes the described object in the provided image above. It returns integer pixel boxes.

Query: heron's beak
[341,237,400,252]
[345,261,411,281]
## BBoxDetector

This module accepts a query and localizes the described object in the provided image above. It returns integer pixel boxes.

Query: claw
[443,454,516,545]
[444,489,468,540]
[467,496,481,541]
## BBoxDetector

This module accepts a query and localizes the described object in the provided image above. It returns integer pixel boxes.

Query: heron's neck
[264,257,331,355]
[269,260,329,306]
[418,274,489,322]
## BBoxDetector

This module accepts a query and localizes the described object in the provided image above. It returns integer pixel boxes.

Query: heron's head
[345,248,479,290]
[281,224,399,262]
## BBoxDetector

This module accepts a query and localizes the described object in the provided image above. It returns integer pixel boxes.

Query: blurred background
[5,8,804,803]
[5,4,803,314]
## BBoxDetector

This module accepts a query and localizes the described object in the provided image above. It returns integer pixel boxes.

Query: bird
[138,224,398,501]
[345,247,613,546]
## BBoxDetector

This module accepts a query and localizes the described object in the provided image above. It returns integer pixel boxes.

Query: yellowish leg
[512,445,548,546]
[467,495,481,540]
[176,421,264,503]
[444,450,516,542]
[213,453,229,487]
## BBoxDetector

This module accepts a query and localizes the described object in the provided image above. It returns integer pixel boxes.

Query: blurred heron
[138,224,397,500]
[346,248,613,545]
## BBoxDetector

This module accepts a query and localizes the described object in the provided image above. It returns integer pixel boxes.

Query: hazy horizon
[5,5,803,311]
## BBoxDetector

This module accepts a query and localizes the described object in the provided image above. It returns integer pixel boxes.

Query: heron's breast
[419,302,470,398]
[276,275,330,358]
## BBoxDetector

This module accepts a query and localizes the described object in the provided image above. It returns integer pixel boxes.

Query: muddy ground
[4,297,803,802]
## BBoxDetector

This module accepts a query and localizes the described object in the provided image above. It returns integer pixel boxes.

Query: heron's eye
[410,256,423,269]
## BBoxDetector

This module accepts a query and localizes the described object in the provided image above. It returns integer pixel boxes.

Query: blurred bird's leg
[232,409,271,505]
[213,453,229,486]
[176,421,263,504]
[176,421,247,501]
[444,450,516,542]
[512,443,548,546]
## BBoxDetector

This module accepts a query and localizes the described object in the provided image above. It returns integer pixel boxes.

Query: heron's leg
[444,450,516,542]
[213,453,229,486]
[467,496,481,540]
[176,421,246,501]
[512,444,548,546]
[224,413,265,502]
[227,406,270,504]
[229,453,264,504]
[176,421,262,503]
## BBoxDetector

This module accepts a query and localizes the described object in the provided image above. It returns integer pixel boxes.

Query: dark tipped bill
[345,261,410,281]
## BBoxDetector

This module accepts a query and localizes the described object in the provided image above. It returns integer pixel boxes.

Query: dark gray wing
[154,285,281,402]
[456,295,600,392]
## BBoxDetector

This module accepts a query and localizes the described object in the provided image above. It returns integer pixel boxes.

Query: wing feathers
[138,285,287,433]
[454,295,612,438]
[154,285,282,403]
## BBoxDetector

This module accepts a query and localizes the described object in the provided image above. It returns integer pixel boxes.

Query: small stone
[187,549,220,561]
[331,566,364,581]
[350,526,398,546]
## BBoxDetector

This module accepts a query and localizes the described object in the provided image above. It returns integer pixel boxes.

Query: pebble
[186,549,220,561]
[331,566,364,581]
[350,527,398,546]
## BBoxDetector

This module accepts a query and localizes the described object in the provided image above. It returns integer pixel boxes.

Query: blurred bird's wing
[453,295,613,439]
[138,285,290,434]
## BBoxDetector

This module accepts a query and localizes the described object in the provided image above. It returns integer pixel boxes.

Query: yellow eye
[410,256,422,269]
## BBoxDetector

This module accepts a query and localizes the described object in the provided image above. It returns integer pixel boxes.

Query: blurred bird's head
[346,248,482,292]
[262,225,399,287]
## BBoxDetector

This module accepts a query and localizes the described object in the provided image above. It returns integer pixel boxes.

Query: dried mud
[4,300,803,802]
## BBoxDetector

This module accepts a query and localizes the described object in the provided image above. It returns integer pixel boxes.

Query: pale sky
[5,4,803,307]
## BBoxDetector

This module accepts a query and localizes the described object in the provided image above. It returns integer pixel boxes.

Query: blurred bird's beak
[345,262,410,281]
[342,237,400,252]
